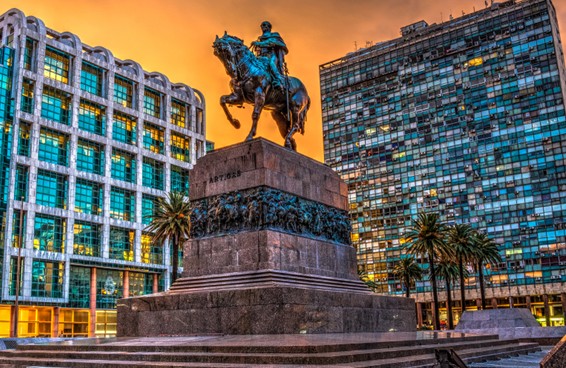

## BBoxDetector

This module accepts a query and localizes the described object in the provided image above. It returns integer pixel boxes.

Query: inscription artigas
[209,170,241,184]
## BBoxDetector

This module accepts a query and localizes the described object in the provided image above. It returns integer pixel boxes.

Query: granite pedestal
[118,138,415,336]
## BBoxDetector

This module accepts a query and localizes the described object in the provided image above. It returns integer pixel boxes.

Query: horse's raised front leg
[247,86,266,141]
[220,92,243,129]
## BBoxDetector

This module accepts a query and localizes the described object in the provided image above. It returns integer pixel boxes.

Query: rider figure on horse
[251,21,288,92]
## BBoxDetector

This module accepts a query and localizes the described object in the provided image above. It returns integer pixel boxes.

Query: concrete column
[526,295,532,311]
[543,294,551,327]
[509,296,514,309]
[89,267,97,338]
[416,302,423,328]
[52,307,60,337]
[123,270,130,298]
[491,297,498,309]
[476,298,482,310]
[153,273,159,294]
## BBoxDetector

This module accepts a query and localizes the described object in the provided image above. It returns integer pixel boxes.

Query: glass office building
[321,0,566,327]
[0,9,205,337]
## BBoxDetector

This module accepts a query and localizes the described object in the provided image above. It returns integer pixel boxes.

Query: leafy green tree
[447,223,475,312]
[405,212,449,330]
[435,256,462,330]
[472,231,502,310]
[145,192,191,282]
[393,256,424,298]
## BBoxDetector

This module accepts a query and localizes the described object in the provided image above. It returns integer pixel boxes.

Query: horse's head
[213,33,246,61]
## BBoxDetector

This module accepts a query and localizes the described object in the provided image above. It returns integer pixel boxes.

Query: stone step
[468,347,551,368]
[0,339,538,367]
[169,269,369,293]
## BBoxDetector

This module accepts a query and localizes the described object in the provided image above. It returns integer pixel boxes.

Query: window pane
[113,76,134,108]
[38,127,69,166]
[73,221,101,257]
[78,100,106,136]
[41,86,71,125]
[80,62,104,96]
[43,47,70,84]
[74,179,103,215]
[110,187,135,221]
[112,112,136,144]
[36,169,67,209]
[111,149,136,183]
[77,139,104,175]
[33,214,66,253]
[142,122,164,153]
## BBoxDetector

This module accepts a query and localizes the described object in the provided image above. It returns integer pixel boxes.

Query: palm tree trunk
[478,262,486,310]
[429,253,441,331]
[459,257,466,313]
[446,280,454,330]
[405,279,410,298]
[172,235,179,282]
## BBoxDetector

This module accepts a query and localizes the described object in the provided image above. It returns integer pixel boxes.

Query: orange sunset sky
[3,0,566,162]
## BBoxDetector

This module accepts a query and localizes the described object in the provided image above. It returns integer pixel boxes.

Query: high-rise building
[0,8,205,337]
[321,0,566,327]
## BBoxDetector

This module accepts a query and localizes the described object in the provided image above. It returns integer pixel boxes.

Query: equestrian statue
[213,21,310,151]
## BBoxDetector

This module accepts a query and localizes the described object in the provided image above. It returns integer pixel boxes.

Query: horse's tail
[298,96,310,135]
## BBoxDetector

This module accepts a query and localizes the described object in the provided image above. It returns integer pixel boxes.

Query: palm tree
[435,256,462,330]
[405,212,450,330]
[357,268,377,291]
[393,256,424,298]
[447,223,475,313]
[472,231,502,310]
[145,192,192,282]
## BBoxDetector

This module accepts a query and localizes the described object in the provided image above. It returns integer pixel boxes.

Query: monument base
[118,279,415,336]
[118,139,416,336]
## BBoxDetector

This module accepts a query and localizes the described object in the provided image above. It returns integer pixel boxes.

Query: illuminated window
[58,308,89,337]
[170,133,191,162]
[36,169,67,209]
[95,310,117,337]
[128,272,153,296]
[110,187,135,221]
[21,79,34,114]
[142,122,164,153]
[142,158,164,190]
[18,121,31,157]
[143,88,161,118]
[43,47,71,84]
[74,179,103,215]
[79,100,106,136]
[33,214,66,253]
[467,57,483,67]
[112,112,136,145]
[39,127,69,166]
[31,260,64,298]
[109,228,134,261]
[170,165,189,194]
[113,76,134,108]
[111,149,136,183]
[41,86,71,124]
[80,62,104,96]
[170,99,187,128]
[141,232,163,264]
[73,221,101,257]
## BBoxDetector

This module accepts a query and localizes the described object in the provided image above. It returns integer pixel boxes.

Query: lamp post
[12,201,24,337]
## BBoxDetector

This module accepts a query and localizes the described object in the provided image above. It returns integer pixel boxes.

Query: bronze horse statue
[213,33,310,150]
